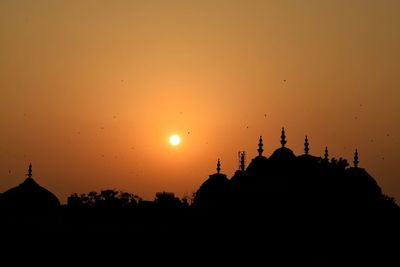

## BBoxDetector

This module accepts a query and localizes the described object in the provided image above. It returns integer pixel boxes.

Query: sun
[169,134,181,146]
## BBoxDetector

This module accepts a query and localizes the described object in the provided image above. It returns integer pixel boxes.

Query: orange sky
[1,0,399,203]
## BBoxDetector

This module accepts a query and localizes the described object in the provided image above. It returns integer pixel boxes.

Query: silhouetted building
[246,136,269,177]
[1,164,60,213]
[297,135,321,164]
[155,192,182,208]
[192,159,229,209]
[269,128,296,162]
[344,150,383,207]
[192,127,398,221]
[230,151,247,185]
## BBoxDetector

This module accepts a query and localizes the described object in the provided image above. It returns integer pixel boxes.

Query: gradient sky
[1,0,399,203]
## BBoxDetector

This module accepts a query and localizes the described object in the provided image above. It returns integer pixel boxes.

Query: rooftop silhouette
[0,129,399,264]
[192,128,397,216]
[0,164,60,213]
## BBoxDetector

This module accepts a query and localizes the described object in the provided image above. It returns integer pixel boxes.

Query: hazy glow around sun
[169,134,181,146]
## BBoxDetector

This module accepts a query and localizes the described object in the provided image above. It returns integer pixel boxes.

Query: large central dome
[269,147,296,161]
[269,128,296,161]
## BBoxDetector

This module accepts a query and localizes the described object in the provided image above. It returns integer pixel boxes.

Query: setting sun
[169,134,181,146]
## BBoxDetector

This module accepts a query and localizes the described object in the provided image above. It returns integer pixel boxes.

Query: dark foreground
[1,207,399,266]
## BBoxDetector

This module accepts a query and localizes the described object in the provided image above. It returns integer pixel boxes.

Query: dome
[269,128,296,161]
[1,165,60,212]
[246,155,269,174]
[193,160,230,209]
[342,149,382,201]
[269,147,296,161]
[344,167,382,198]
[194,173,229,204]
[245,136,269,176]
[230,170,247,186]
[296,135,320,164]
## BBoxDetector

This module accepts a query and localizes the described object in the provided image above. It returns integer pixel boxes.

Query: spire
[280,127,287,147]
[258,136,264,156]
[354,149,359,168]
[304,136,309,155]
[324,146,329,160]
[217,158,221,174]
[27,163,32,179]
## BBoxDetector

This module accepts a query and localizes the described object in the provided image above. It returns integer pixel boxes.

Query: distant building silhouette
[192,159,229,210]
[1,129,398,266]
[269,127,296,161]
[192,128,397,216]
[0,164,60,230]
[155,192,182,208]
[246,135,268,177]
[0,164,60,212]
[230,151,247,186]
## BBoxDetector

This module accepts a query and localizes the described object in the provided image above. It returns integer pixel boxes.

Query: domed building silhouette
[230,151,247,186]
[1,164,60,213]
[245,136,269,178]
[192,127,397,216]
[343,150,383,206]
[192,159,229,210]
[269,128,296,162]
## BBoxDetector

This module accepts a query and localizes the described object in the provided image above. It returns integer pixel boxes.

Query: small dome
[1,165,60,211]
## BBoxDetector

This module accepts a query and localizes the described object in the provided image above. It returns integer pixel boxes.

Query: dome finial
[354,149,359,168]
[304,136,309,155]
[280,127,287,147]
[27,163,32,179]
[217,158,221,174]
[258,136,264,156]
[324,146,329,160]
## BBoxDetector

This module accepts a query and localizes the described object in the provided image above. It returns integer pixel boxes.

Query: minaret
[27,163,33,179]
[217,158,221,174]
[324,146,329,160]
[280,127,287,147]
[353,149,359,168]
[304,136,309,155]
[258,136,264,156]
